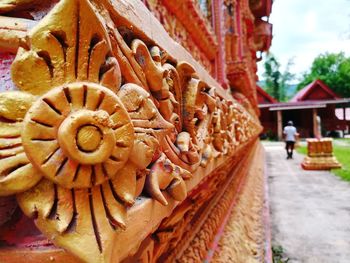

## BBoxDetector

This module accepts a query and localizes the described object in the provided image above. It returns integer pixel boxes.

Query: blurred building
[259,79,350,139]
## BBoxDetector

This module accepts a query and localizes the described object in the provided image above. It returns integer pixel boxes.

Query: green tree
[263,53,294,102]
[297,52,350,97]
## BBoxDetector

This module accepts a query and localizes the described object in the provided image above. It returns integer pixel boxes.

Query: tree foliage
[297,52,350,97]
[262,53,294,102]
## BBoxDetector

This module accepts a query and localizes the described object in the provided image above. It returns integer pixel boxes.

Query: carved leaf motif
[117,83,176,188]
[4,0,138,261]
[117,83,174,137]
[17,177,129,263]
[132,40,165,93]
[11,0,121,95]
[0,92,42,196]
[132,40,182,132]
[108,28,148,89]
[117,83,192,206]
[145,153,191,206]
[162,63,183,132]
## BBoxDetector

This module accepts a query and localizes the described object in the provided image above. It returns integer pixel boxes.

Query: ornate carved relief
[126,140,259,263]
[0,0,263,262]
[223,0,264,114]
[144,0,216,75]
[212,143,266,263]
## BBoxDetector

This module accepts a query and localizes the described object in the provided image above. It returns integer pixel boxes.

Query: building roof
[259,98,350,111]
[258,79,350,111]
[256,85,277,104]
[290,79,340,102]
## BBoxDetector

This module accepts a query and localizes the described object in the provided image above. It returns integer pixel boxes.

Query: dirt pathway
[263,141,350,263]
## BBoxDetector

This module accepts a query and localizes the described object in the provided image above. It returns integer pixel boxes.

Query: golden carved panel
[0,0,262,262]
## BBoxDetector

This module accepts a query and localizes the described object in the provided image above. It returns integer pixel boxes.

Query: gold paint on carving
[21,82,134,188]
[0,91,36,121]
[13,80,173,262]
[17,178,127,263]
[117,83,174,133]
[77,125,102,152]
[3,0,174,261]
[0,92,41,196]
[11,0,121,95]
[145,153,191,206]
[0,16,34,53]
[2,0,178,257]
[0,0,264,261]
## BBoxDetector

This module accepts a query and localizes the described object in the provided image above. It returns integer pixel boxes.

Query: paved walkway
[263,141,350,263]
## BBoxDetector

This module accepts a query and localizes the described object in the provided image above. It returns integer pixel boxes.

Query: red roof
[257,85,277,104]
[290,79,340,102]
[259,98,350,111]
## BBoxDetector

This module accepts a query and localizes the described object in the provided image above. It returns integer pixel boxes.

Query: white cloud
[304,11,317,34]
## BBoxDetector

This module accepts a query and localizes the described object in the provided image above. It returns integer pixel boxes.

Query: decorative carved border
[161,0,218,61]
[0,1,262,262]
[211,142,266,262]
[120,139,257,262]
[178,141,261,262]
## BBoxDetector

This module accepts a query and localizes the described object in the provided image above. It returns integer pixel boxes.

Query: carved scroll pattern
[0,0,261,262]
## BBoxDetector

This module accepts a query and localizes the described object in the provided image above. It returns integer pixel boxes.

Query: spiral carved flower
[21,82,134,189]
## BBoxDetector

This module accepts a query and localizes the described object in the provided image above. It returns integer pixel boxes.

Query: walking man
[283,121,298,159]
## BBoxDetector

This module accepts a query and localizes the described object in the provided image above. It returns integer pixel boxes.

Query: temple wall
[143,0,217,77]
[0,0,272,262]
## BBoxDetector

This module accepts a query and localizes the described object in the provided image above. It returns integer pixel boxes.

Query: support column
[343,107,346,137]
[213,0,227,87]
[312,108,319,138]
[277,110,282,141]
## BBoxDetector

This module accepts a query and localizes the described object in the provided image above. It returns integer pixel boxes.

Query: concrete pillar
[312,108,320,138]
[212,0,227,87]
[343,107,346,137]
[277,110,282,141]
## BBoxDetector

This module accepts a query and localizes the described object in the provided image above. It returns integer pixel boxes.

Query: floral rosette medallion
[21,83,134,189]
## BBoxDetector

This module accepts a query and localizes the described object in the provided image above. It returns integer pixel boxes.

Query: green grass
[272,245,289,263]
[332,146,350,181]
[296,146,307,155]
[297,139,350,181]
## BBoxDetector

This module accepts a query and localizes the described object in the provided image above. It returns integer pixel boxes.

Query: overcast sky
[257,0,350,83]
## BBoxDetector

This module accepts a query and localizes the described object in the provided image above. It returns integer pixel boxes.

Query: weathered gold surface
[0,91,35,121]
[0,91,41,196]
[0,0,263,262]
[77,125,103,152]
[21,83,134,188]
[11,0,120,95]
[0,16,34,53]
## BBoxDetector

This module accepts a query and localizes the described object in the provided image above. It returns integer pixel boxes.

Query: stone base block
[302,156,341,170]
[302,138,342,170]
